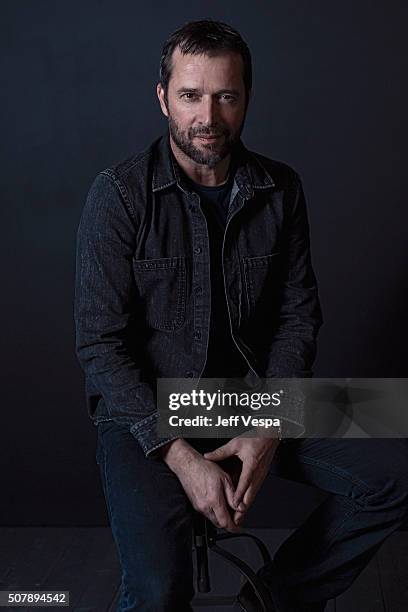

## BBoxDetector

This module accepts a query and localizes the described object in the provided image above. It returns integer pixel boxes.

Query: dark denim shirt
[182,163,249,379]
[74,128,323,457]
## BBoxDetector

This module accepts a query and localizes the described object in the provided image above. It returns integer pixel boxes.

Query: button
[195,286,203,294]
[193,330,201,340]
[194,246,202,254]
[186,371,195,377]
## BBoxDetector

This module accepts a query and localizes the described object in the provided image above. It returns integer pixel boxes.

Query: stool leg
[193,513,212,593]
[209,543,274,611]
[194,535,211,593]
[192,513,273,609]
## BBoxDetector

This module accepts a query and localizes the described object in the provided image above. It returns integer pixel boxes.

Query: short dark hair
[159,19,252,105]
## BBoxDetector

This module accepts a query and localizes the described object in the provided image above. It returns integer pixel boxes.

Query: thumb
[203,445,230,461]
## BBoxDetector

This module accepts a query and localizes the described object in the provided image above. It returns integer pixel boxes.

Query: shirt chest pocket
[132,255,188,331]
[242,251,281,319]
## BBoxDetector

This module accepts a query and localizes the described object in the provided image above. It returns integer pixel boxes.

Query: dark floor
[0,527,407,611]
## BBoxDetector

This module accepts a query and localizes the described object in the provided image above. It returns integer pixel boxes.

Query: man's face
[157,47,250,169]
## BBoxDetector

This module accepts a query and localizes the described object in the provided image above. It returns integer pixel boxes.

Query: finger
[233,509,246,525]
[223,476,240,511]
[208,508,221,529]
[212,498,241,533]
[203,445,232,462]
[241,487,255,514]
[234,482,259,522]
[241,471,266,510]
[233,461,255,508]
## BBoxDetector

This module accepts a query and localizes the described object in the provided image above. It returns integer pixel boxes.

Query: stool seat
[192,511,274,610]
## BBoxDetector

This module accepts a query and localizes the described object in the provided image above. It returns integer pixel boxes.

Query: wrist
[251,422,282,441]
[160,438,201,474]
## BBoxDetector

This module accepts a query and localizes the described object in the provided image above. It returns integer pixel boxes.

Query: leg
[264,438,408,611]
[96,420,195,612]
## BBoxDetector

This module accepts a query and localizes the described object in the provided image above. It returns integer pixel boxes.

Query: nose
[198,95,219,128]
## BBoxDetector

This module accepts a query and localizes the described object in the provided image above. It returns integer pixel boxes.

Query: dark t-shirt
[181,160,249,379]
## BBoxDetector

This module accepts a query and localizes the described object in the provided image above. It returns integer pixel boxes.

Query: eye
[219,94,237,103]
[181,93,198,100]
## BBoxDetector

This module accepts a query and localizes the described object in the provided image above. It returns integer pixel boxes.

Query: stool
[192,511,275,610]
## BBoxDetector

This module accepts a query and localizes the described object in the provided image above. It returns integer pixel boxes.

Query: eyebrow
[175,87,241,96]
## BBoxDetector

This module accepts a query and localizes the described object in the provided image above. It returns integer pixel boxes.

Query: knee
[364,455,408,514]
[356,438,408,508]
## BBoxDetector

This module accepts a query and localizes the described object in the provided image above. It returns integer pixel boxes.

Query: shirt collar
[152,127,275,199]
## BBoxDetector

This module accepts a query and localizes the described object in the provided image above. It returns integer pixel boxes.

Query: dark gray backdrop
[2,1,407,525]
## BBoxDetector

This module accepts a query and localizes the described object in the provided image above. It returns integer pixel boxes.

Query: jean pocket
[132,255,188,331]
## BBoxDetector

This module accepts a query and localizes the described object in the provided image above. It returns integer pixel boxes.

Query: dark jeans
[96,421,408,611]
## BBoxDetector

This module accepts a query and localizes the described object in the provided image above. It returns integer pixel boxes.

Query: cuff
[130,412,180,458]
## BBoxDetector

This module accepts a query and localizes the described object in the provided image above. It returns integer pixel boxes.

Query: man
[74,19,408,612]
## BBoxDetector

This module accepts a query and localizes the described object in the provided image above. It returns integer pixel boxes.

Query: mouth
[195,134,222,142]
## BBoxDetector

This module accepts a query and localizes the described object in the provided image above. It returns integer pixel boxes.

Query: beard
[167,113,245,169]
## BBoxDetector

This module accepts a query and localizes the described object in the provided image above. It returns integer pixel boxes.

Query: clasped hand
[178,435,280,533]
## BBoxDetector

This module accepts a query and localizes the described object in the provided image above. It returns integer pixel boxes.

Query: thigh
[96,420,194,597]
[271,437,408,503]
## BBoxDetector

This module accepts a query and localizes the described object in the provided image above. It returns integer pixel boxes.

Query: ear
[156,82,169,117]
